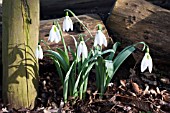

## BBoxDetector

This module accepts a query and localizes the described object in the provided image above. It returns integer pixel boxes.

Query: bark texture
[2,0,39,109]
[40,0,116,19]
[147,0,170,9]
[39,14,113,55]
[106,0,170,66]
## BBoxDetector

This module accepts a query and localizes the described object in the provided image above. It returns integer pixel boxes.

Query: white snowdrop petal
[82,42,88,58]
[141,54,148,72]
[98,31,103,46]
[2,107,8,112]
[35,45,43,59]
[77,41,88,59]
[101,32,107,47]
[103,38,107,47]
[38,45,43,59]
[35,47,39,59]
[94,33,99,46]
[39,50,43,59]
[48,25,57,42]
[77,42,83,58]
[65,17,70,31]
[69,17,73,31]
[141,52,153,73]
[148,54,153,73]
[94,30,107,47]
[141,60,148,72]
[63,16,73,32]
[63,19,66,31]
[49,25,61,43]
[54,29,61,43]
[48,31,54,42]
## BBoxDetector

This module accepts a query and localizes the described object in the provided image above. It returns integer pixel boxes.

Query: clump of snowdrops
[36,9,153,103]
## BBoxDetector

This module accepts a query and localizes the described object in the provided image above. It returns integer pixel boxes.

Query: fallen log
[106,0,170,68]
[40,14,113,55]
[147,0,170,9]
[40,0,116,19]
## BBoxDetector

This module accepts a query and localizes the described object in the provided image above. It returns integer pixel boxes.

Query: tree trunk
[106,0,170,66]
[2,0,39,109]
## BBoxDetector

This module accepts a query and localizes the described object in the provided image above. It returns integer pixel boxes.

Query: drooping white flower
[2,107,8,112]
[94,30,107,47]
[63,16,73,32]
[36,45,43,59]
[77,41,88,59]
[48,25,61,43]
[141,52,153,73]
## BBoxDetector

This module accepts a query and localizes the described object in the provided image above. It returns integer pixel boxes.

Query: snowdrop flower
[2,107,8,112]
[77,41,88,59]
[94,25,107,47]
[48,25,61,43]
[63,12,73,32]
[141,48,153,73]
[35,44,43,59]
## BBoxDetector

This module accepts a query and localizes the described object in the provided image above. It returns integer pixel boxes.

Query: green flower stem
[55,20,69,61]
[64,9,93,38]
[83,73,88,99]
[79,55,85,100]
[133,41,148,51]
[69,77,73,96]
[40,39,51,50]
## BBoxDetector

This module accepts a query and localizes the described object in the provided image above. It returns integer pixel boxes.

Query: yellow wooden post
[2,0,39,109]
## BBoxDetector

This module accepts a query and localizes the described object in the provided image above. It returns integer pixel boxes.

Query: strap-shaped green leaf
[68,46,77,61]
[96,56,106,96]
[73,62,95,96]
[106,42,121,60]
[44,50,69,72]
[53,59,64,85]
[105,45,136,88]
[70,35,78,48]
[80,62,95,98]
[105,60,114,79]
[63,61,75,103]
[56,48,69,65]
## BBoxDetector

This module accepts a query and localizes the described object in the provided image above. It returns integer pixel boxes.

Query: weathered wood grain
[2,0,39,109]
[106,0,170,67]
[40,14,113,56]
[40,0,116,19]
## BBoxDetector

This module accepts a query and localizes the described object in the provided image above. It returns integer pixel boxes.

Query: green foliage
[41,9,150,103]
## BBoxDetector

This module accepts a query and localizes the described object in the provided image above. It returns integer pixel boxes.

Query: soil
[1,54,170,113]
[34,56,170,113]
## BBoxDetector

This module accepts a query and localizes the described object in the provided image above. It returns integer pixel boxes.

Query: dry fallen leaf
[156,87,161,94]
[120,80,126,87]
[160,78,170,84]
[131,82,142,94]
[150,89,157,96]
[143,85,149,95]
[163,95,170,102]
